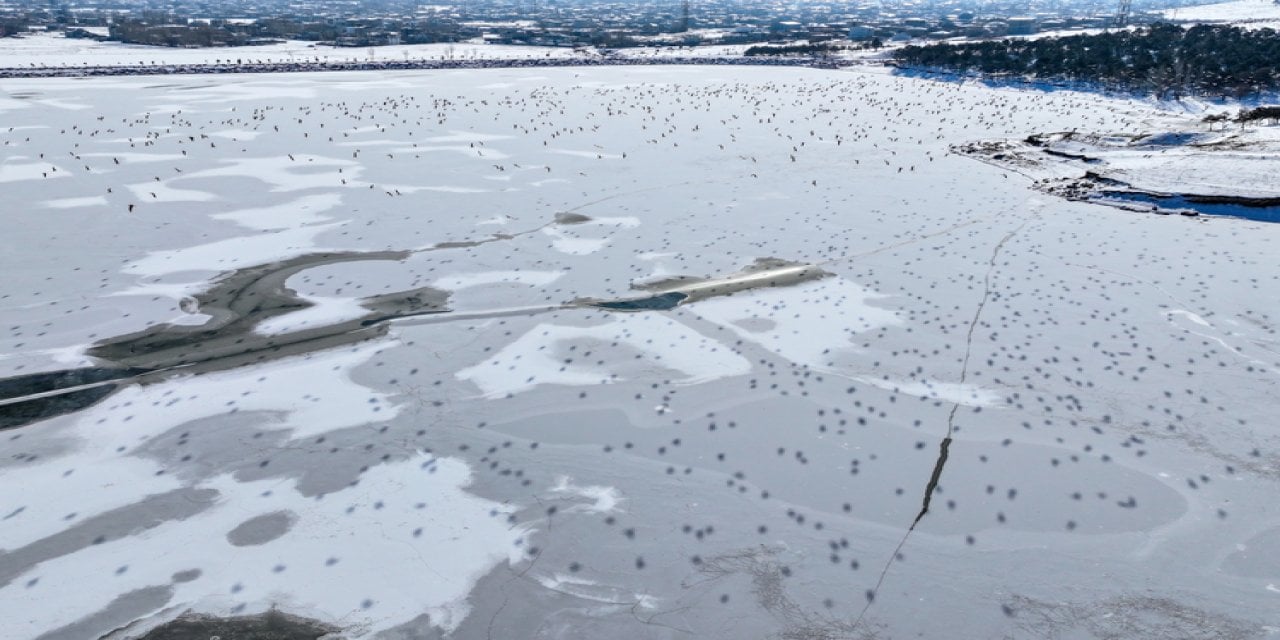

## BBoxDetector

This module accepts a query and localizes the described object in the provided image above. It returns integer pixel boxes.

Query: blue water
[592,291,689,311]
[1099,191,1280,223]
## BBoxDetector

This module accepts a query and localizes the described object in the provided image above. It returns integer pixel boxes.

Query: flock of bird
[1,66,1277,638]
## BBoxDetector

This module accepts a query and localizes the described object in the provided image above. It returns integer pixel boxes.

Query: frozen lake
[1,66,1277,639]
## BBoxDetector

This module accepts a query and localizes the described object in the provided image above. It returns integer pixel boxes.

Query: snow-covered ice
[1,64,1277,640]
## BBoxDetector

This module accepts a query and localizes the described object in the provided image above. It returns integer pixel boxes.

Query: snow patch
[0,455,531,639]
[688,277,900,373]
[549,476,623,514]
[456,314,750,398]
[854,376,1002,407]
[211,193,343,231]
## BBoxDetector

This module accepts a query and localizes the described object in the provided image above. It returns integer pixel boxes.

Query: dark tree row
[897,24,1280,98]
[744,40,882,56]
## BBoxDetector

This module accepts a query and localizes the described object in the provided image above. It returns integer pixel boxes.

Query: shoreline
[0,54,840,79]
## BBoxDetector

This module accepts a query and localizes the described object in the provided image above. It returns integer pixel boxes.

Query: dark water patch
[1043,148,1102,164]
[0,367,141,401]
[592,291,689,311]
[1136,132,1207,147]
[1099,191,1280,223]
[1,383,123,431]
[126,610,337,640]
[0,367,144,430]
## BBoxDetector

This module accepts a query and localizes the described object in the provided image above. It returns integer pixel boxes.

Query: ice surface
[1,455,529,637]
[1,65,1277,640]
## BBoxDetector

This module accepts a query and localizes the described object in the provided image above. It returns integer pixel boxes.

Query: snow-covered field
[0,32,591,69]
[1,65,1278,639]
[1163,0,1280,22]
[0,32,891,74]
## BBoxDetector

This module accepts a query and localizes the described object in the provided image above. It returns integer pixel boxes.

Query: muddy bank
[86,250,430,370]
[84,209,599,377]
[1,250,446,430]
[1,250,827,430]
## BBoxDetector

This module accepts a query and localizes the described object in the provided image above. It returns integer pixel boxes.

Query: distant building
[807,24,842,42]
[848,25,875,40]
[773,20,805,37]
[1007,16,1038,35]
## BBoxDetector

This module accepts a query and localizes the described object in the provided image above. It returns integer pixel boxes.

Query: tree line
[896,24,1280,98]
[744,40,883,56]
